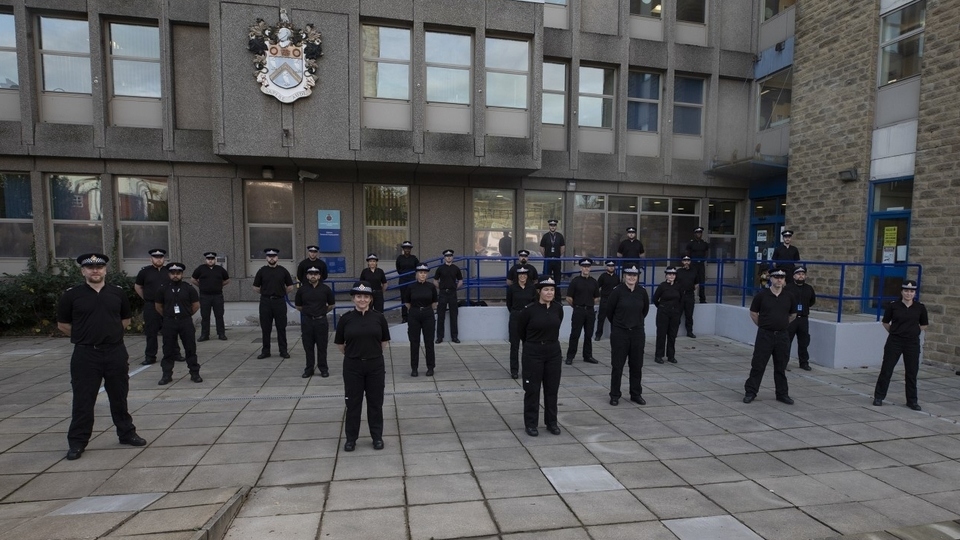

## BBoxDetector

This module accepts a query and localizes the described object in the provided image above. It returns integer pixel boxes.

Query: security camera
[298,170,319,181]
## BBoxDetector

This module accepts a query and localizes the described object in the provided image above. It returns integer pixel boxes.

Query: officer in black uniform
[135,248,171,365]
[506,249,539,286]
[506,267,537,379]
[295,266,336,378]
[156,263,202,385]
[253,248,294,359]
[396,241,420,323]
[191,252,230,341]
[403,263,437,377]
[434,249,463,344]
[539,219,565,286]
[675,256,700,338]
[685,226,710,303]
[786,266,816,371]
[594,260,619,340]
[296,245,329,284]
[57,253,146,460]
[616,226,645,270]
[517,278,564,436]
[653,266,682,364]
[873,280,928,410]
[606,265,649,406]
[335,281,391,451]
[359,254,388,313]
[565,258,600,365]
[743,269,797,405]
[772,230,801,284]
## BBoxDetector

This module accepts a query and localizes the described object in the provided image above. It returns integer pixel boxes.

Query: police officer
[57,253,146,460]
[743,269,797,405]
[594,260,619,340]
[786,266,816,371]
[156,263,202,385]
[539,219,565,286]
[506,267,537,379]
[606,266,649,406]
[506,249,539,286]
[516,278,564,436]
[434,249,463,344]
[675,256,700,338]
[295,266,335,378]
[191,252,230,341]
[335,281,391,451]
[135,248,171,365]
[403,263,437,377]
[772,230,801,284]
[653,267,682,364]
[296,245,328,284]
[873,280,928,411]
[359,254,388,313]
[685,226,709,303]
[565,258,600,365]
[616,226,645,270]
[253,248,294,359]
[396,241,420,323]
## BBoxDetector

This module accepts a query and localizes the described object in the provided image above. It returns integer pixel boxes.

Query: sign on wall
[248,9,323,103]
[318,210,341,253]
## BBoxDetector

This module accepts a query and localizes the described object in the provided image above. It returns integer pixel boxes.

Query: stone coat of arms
[248,9,323,103]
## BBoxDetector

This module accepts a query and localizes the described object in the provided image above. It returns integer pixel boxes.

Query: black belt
[76,342,122,350]
[412,306,433,310]
[526,340,558,345]
[166,314,192,319]
[264,295,283,299]
[440,289,456,292]
[200,291,223,295]
[761,328,788,335]
[309,315,328,320]
[575,305,594,309]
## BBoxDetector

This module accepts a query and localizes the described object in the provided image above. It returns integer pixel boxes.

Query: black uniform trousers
[595,297,610,339]
[744,328,790,399]
[693,261,706,302]
[302,317,329,372]
[508,310,522,374]
[544,258,562,287]
[398,279,413,320]
[436,289,458,340]
[655,308,681,360]
[681,292,696,333]
[68,343,136,450]
[372,290,385,314]
[407,307,436,370]
[522,341,562,429]
[342,355,385,442]
[142,306,162,360]
[873,335,921,404]
[788,315,811,366]
[566,306,595,361]
[161,316,200,376]
[199,293,226,339]
[609,326,644,399]
[259,296,288,355]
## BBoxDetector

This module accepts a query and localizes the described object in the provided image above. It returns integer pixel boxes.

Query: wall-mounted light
[838,167,858,183]
[261,166,274,179]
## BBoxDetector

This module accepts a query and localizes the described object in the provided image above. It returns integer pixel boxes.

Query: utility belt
[76,342,123,351]
[574,305,595,310]
[263,295,284,299]
[165,314,192,320]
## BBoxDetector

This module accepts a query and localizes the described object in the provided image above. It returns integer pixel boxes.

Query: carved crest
[248,8,323,103]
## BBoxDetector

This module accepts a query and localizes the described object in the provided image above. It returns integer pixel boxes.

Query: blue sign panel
[317,210,341,253]
[322,257,347,274]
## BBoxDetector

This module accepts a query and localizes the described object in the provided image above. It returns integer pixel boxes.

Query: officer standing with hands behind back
[617,227,645,270]
[295,266,336,378]
[434,249,463,344]
[253,248,294,359]
[594,261,619,341]
[297,245,329,284]
[135,248,171,365]
[191,252,230,341]
[685,226,709,303]
[565,258,600,365]
[786,266,816,371]
[675,256,700,338]
[156,263,202,385]
[395,241,420,323]
[539,219,565,286]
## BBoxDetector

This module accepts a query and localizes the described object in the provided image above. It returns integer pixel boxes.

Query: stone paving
[0,326,959,539]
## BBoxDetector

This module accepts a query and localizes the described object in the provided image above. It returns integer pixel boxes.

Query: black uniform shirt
[57,283,132,346]
[675,266,699,292]
[359,267,387,290]
[517,301,563,342]
[882,300,929,339]
[434,264,463,290]
[295,282,335,318]
[402,281,438,309]
[539,232,565,257]
[750,287,797,331]
[395,254,420,283]
[772,244,800,273]
[191,264,230,294]
[335,309,390,358]
[297,258,328,283]
[254,265,294,297]
[597,271,620,298]
[653,281,683,311]
[135,264,169,301]
[507,263,539,283]
[156,281,200,318]
[617,238,645,258]
[607,283,650,330]
[506,282,537,312]
[686,238,710,259]
[566,275,600,306]
[786,282,817,317]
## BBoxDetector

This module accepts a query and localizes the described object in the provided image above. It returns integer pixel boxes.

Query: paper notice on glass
[896,245,907,261]
[882,246,896,264]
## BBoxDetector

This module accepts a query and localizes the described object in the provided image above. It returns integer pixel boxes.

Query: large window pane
[0,14,14,48]
[112,59,161,98]
[0,222,33,258]
[365,185,409,258]
[0,14,16,89]
[486,72,527,108]
[630,0,663,18]
[246,182,293,224]
[50,175,101,221]
[675,77,703,103]
[486,39,528,71]
[708,199,737,234]
[425,32,471,66]
[543,93,565,124]
[608,213,638,258]
[110,24,159,59]
[362,26,410,101]
[121,224,168,258]
[571,207,605,259]
[628,72,660,100]
[39,18,89,53]
[677,0,706,23]
[763,0,796,21]
[579,96,613,128]
[880,34,924,85]
[524,191,564,255]
[250,226,293,257]
[580,67,615,95]
[881,1,926,42]
[363,62,409,99]
[0,173,32,219]
[118,177,167,221]
[544,62,566,91]
[671,215,700,259]
[673,106,702,135]
[363,26,410,61]
[426,66,470,104]
[627,101,658,131]
[42,55,92,93]
[640,214,669,258]
[758,68,792,130]
[54,223,102,259]
[474,189,514,256]
[543,62,566,125]
[873,179,913,212]
[366,229,405,260]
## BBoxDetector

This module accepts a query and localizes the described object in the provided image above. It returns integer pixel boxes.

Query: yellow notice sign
[883,226,898,247]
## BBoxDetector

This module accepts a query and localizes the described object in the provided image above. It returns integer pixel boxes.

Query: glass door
[862,179,913,312]
[747,196,785,291]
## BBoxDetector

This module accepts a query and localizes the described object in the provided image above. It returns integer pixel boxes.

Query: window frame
[757,67,792,131]
[542,61,567,126]
[424,30,473,106]
[629,0,663,19]
[0,13,18,91]
[473,188,515,257]
[484,36,529,110]
[578,65,616,129]
[673,75,705,136]
[707,199,739,259]
[363,185,410,260]
[676,0,707,25]
[361,24,412,102]
[244,180,295,262]
[37,15,91,95]
[48,173,103,260]
[106,21,161,100]
[627,70,661,132]
[0,172,33,259]
[878,0,926,87]
[116,176,169,261]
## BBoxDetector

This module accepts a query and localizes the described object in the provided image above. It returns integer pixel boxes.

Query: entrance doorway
[862,178,913,312]
[748,196,786,291]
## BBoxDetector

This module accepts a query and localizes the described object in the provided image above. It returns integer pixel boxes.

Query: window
[485,38,528,109]
[669,199,699,259]
[677,0,706,24]
[579,66,615,128]
[879,1,925,86]
[673,76,704,135]
[425,31,471,105]
[708,199,738,258]
[117,177,168,259]
[473,189,514,256]
[39,17,91,94]
[362,25,410,100]
[365,185,408,258]
[0,14,17,90]
[246,181,293,260]
[108,23,160,98]
[630,0,662,18]
[763,0,796,21]
[0,173,33,258]
[542,62,566,125]
[873,178,913,212]
[545,0,567,4]
[50,174,102,259]
[758,68,791,131]
[524,191,564,255]
[627,72,660,132]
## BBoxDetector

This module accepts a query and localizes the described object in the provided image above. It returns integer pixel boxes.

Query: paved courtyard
[0,326,959,539]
